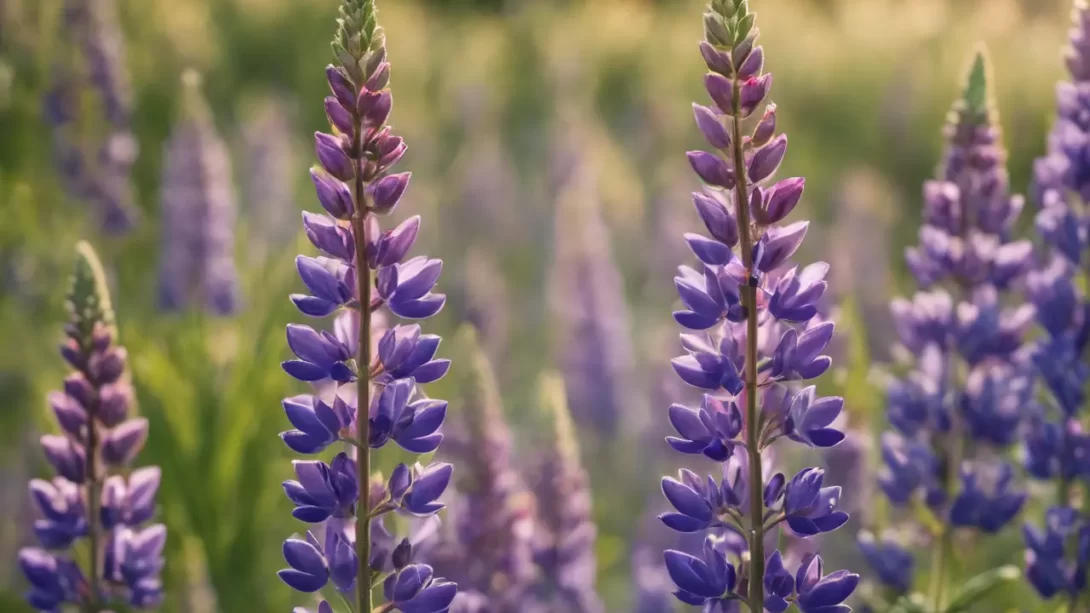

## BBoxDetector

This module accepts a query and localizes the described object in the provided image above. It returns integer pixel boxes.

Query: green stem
[350,113,374,613]
[83,369,102,612]
[729,78,763,613]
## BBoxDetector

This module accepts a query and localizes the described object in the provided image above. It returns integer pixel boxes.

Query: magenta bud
[357,89,392,128]
[60,339,85,370]
[325,97,355,136]
[102,418,149,467]
[370,172,411,215]
[758,177,805,225]
[315,132,355,181]
[747,134,788,183]
[98,383,133,427]
[376,136,407,170]
[89,347,126,385]
[736,46,764,80]
[366,62,391,91]
[704,73,735,115]
[739,74,772,119]
[326,65,357,110]
[91,323,113,351]
[687,151,735,189]
[376,215,421,267]
[64,374,94,409]
[49,391,87,438]
[693,104,730,150]
[310,168,354,220]
[699,41,733,76]
[692,191,739,247]
[41,435,85,483]
[751,103,777,148]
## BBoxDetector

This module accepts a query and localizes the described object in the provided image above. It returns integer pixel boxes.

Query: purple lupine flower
[548,156,638,436]
[157,71,240,316]
[45,0,140,233]
[525,373,604,613]
[867,50,1029,600]
[19,242,164,611]
[277,2,455,611]
[1023,4,1090,602]
[422,327,535,612]
[658,3,855,611]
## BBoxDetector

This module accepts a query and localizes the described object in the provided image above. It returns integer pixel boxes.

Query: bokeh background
[0,0,1077,610]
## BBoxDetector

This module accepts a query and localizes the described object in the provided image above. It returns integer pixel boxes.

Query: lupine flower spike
[423,327,535,612]
[157,70,240,316]
[860,50,1027,609]
[277,1,455,611]
[19,241,164,611]
[660,1,856,611]
[526,372,604,613]
[1024,0,1090,603]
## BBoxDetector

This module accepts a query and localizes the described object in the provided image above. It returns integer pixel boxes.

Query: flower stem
[83,368,102,612]
[350,113,374,613]
[729,78,764,613]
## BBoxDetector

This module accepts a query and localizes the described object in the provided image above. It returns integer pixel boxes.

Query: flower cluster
[157,71,240,316]
[277,2,455,612]
[19,242,164,611]
[1024,1,1090,602]
[524,372,603,613]
[45,0,140,233]
[422,327,535,612]
[658,2,856,611]
[861,51,1030,603]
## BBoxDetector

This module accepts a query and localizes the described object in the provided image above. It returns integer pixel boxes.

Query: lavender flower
[157,70,240,316]
[277,2,454,611]
[19,241,164,611]
[423,327,535,612]
[658,3,856,611]
[47,0,140,233]
[525,372,603,613]
[548,159,637,435]
[1024,2,1090,603]
[863,50,1030,607]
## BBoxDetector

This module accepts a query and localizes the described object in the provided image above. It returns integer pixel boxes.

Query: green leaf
[962,48,988,117]
[942,565,1021,613]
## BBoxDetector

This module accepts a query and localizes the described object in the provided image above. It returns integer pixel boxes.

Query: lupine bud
[315,132,354,181]
[693,104,730,149]
[311,168,354,219]
[748,134,787,183]
[739,74,772,118]
[704,73,735,114]
[370,172,411,214]
[688,151,735,188]
[757,177,805,225]
[692,191,739,247]
[366,62,391,91]
[326,65,357,110]
[699,41,732,76]
[737,45,764,80]
[325,96,355,135]
[752,103,777,147]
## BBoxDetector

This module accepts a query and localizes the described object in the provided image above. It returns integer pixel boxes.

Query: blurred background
[0,0,1077,610]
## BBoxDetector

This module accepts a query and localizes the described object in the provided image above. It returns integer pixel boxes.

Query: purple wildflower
[19,242,164,611]
[157,71,240,316]
[277,2,454,611]
[658,3,855,612]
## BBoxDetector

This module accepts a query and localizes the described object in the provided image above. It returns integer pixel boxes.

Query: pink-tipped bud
[752,103,777,148]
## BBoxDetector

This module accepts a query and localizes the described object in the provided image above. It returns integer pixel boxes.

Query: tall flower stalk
[1024,1,1090,606]
[277,2,455,612]
[526,372,603,613]
[19,241,164,612]
[157,71,239,316]
[424,327,535,612]
[860,50,1030,610]
[658,2,856,611]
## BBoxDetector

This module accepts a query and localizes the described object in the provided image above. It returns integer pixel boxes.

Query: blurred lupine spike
[420,326,534,610]
[157,70,240,316]
[1022,1,1090,603]
[526,372,603,613]
[278,3,455,611]
[47,0,140,233]
[21,241,164,612]
[659,2,855,612]
[867,47,1029,604]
